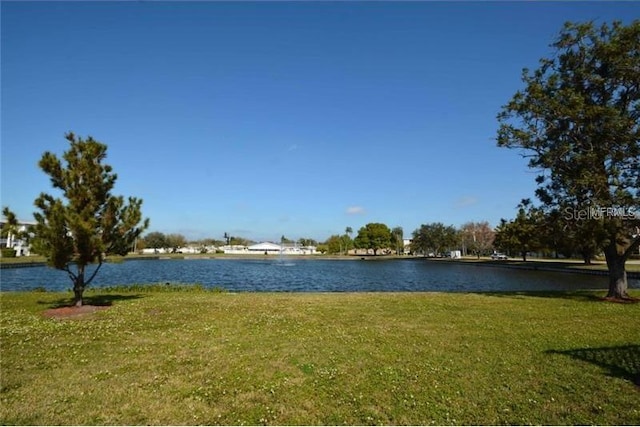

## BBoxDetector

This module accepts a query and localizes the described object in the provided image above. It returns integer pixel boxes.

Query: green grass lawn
[1,289,639,425]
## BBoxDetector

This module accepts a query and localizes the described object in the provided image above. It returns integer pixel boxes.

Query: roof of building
[248,242,282,251]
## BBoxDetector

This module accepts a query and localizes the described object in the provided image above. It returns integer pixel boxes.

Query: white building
[403,238,413,254]
[0,219,35,257]
[141,247,170,254]
[248,242,282,254]
[280,243,317,255]
[221,244,250,254]
[223,242,317,255]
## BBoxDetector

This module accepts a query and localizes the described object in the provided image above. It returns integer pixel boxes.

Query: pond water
[1,258,636,293]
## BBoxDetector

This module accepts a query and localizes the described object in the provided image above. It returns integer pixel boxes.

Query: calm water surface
[1,258,636,292]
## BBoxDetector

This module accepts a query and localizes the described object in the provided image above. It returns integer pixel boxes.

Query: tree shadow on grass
[475,290,607,303]
[547,345,640,387]
[38,293,144,309]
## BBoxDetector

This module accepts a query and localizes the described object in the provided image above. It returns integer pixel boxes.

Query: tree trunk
[73,286,84,307]
[72,267,85,307]
[521,251,527,262]
[604,244,629,300]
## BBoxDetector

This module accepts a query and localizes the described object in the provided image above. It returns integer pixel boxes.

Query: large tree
[324,234,348,255]
[31,133,149,306]
[460,221,495,258]
[165,233,187,253]
[497,20,640,299]
[143,231,167,251]
[354,223,392,256]
[411,222,458,257]
[493,201,544,261]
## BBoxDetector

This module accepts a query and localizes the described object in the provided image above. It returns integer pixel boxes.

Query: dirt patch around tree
[43,305,111,320]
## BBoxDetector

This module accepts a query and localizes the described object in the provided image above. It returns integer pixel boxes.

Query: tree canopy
[493,201,543,261]
[460,221,495,258]
[411,222,458,256]
[323,234,350,255]
[497,20,640,298]
[165,233,187,252]
[143,231,167,250]
[354,223,392,256]
[31,133,149,306]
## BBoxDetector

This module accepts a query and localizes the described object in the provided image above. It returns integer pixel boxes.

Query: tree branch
[623,234,640,260]
[63,265,77,283]
[85,261,103,287]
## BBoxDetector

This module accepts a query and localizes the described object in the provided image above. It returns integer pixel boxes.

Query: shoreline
[417,257,640,279]
[2,253,639,279]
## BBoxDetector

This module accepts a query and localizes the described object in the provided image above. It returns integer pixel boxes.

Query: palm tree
[1,207,21,250]
[344,227,353,255]
[392,226,404,255]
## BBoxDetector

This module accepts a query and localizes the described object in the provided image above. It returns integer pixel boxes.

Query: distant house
[141,246,204,255]
[280,243,317,255]
[223,242,317,255]
[403,239,413,254]
[0,219,35,257]
[248,242,282,254]
[141,247,169,254]
[177,246,201,254]
[221,244,250,254]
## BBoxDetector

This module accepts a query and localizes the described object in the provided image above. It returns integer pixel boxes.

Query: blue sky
[2,1,638,242]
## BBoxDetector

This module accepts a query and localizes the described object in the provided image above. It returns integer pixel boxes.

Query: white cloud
[454,196,479,209]
[346,206,366,215]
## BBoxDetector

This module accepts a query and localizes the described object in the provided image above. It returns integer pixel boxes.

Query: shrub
[1,248,17,258]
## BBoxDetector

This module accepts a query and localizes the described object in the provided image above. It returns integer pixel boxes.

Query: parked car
[491,253,508,260]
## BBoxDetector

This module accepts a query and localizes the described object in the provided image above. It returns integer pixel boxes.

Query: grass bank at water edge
[1,289,639,425]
